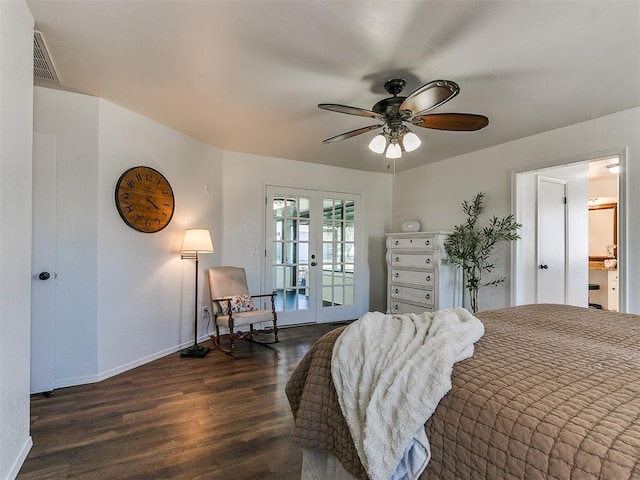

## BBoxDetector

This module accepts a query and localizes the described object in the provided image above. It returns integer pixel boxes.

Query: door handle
[39,271,51,280]
[539,264,549,270]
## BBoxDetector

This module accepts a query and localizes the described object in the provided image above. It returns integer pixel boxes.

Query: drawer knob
[393,304,399,310]
[426,275,431,282]
[425,293,431,300]
[394,272,399,278]
[425,240,430,246]
[425,258,431,264]
[394,288,399,294]
[409,239,413,243]
[394,240,399,245]
[394,256,399,262]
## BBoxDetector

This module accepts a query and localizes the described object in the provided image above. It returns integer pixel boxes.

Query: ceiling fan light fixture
[402,131,421,152]
[386,142,402,159]
[368,134,387,154]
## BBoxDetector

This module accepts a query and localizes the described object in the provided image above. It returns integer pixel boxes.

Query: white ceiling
[27,1,640,173]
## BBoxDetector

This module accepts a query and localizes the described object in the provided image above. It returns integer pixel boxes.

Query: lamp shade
[402,131,421,152]
[181,228,214,254]
[386,142,402,159]
[368,134,387,154]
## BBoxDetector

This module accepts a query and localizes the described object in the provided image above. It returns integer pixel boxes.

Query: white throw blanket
[331,308,485,480]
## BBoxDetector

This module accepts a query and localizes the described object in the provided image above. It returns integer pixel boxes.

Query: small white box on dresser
[386,231,462,315]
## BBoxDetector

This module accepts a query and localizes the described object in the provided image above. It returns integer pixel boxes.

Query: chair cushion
[216,309,276,328]
[222,294,257,315]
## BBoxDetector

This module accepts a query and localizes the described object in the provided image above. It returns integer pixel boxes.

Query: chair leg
[210,322,233,355]
[273,311,279,343]
[229,325,235,350]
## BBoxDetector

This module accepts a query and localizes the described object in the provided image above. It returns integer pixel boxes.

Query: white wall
[96,99,223,376]
[33,87,224,386]
[221,151,393,314]
[589,174,617,204]
[393,107,640,313]
[0,2,34,478]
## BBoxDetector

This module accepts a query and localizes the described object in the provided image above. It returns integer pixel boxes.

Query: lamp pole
[180,229,213,358]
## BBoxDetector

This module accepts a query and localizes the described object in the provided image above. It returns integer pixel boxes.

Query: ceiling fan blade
[411,113,489,131]
[399,80,460,116]
[322,124,382,144]
[318,103,384,120]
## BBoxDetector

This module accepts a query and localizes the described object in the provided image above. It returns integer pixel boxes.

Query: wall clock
[114,166,175,233]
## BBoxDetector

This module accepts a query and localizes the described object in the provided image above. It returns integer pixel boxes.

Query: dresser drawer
[388,235,434,250]
[391,285,434,306]
[390,253,433,268]
[389,301,434,315]
[391,269,434,287]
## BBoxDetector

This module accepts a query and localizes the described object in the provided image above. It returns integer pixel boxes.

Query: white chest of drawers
[386,232,462,315]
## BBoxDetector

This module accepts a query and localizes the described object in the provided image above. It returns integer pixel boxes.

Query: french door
[265,186,362,326]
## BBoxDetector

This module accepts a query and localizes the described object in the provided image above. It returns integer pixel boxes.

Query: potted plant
[444,192,521,313]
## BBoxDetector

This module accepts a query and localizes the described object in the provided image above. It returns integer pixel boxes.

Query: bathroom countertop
[589,260,617,271]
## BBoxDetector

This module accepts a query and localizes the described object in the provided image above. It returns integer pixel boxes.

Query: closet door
[31,133,57,393]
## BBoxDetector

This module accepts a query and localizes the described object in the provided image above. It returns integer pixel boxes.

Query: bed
[285,304,640,480]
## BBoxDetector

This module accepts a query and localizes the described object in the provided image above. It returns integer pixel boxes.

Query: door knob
[539,264,549,270]
[39,271,51,280]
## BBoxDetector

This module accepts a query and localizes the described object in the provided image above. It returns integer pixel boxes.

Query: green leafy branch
[444,193,521,313]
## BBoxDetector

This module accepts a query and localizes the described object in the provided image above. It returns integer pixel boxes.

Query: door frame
[263,185,364,326]
[511,147,627,312]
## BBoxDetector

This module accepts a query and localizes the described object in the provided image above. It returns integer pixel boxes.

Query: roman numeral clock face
[115,166,175,233]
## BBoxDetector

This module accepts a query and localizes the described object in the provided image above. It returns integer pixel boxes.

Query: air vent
[33,30,59,83]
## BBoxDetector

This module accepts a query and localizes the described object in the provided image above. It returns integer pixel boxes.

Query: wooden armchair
[207,266,279,353]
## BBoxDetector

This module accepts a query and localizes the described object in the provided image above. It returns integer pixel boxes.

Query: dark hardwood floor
[18,323,344,480]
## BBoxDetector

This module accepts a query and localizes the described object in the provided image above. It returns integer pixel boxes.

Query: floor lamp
[180,228,214,358]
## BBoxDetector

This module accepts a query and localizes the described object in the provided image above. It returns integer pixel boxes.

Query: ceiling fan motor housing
[372,96,409,121]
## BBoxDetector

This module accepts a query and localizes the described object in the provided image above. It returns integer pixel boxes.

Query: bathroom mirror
[588,203,617,260]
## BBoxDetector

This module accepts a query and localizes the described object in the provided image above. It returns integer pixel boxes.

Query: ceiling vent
[33,30,59,83]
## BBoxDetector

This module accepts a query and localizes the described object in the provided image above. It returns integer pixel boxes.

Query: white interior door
[31,132,57,394]
[265,186,362,325]
[537,176,567,304]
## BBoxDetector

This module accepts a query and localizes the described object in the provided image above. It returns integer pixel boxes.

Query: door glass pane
[273,266,284,289]
[323,286,333,306]
[273,197,285,218]
[273,242,283,264]
[344,285,354,306]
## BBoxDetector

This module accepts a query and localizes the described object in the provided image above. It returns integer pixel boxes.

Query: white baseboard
[4,436,32,480]
[54,334,212,389]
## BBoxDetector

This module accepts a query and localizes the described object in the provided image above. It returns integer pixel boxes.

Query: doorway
[513,151,625,311]
[265,186,363,326]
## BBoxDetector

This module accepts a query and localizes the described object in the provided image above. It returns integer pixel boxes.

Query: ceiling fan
[318,78,489,159]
